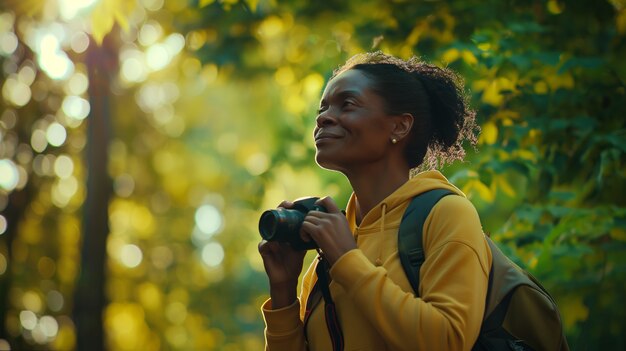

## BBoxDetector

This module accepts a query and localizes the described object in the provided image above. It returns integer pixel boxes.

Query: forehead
[322,69,374,98]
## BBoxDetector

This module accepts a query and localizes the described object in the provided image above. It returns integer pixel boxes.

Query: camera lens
[259,208,305,242]
[259,210,279,240]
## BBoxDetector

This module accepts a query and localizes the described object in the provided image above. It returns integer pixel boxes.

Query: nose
[316,110,337,128]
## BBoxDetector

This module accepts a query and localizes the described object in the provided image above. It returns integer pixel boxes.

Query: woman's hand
[258,200,307,309]
[301,196,357,266]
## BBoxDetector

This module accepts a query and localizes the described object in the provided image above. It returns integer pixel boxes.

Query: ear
[390,113,414,141]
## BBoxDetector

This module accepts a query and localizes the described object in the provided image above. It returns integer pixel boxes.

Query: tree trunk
[73,34,117,351]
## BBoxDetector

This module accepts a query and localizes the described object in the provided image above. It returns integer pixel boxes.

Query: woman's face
[314,69,395,173]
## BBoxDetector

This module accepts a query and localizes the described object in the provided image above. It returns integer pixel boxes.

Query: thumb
[315,196,341,214]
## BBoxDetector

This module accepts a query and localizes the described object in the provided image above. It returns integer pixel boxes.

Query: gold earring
[391,138,398,144]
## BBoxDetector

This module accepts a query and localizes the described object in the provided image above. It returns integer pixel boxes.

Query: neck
[345,164,410,225]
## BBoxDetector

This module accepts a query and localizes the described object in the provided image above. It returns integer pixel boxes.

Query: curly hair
[331,51,479,172]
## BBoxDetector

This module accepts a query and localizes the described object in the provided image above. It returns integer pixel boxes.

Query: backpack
[398,189,570,351]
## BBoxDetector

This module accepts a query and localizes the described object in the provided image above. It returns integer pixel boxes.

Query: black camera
[258,197,326,251]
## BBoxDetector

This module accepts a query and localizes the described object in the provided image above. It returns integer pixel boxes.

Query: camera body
[258,197,326,251]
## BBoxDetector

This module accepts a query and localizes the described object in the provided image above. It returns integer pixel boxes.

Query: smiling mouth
[314,132,342,141]
[314,135,341,145]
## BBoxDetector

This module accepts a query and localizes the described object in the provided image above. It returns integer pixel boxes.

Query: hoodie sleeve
[330,195,491,351]
[261,257,318,351]
[261,299,307,351]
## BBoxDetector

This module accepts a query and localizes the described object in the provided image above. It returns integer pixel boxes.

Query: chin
[315,155,344,173]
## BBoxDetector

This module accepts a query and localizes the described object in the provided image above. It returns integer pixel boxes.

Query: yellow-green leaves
[90,0,136,45]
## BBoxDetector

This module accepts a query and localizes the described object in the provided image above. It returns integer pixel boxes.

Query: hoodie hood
[345,170,465,233]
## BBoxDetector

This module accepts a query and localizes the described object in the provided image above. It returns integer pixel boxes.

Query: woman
[258,51,492,351]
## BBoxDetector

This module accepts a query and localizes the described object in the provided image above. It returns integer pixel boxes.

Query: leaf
[479,121,498,145]
[90,0,136,45]
[199,0,216,7]
[508,21,546,34]
[244,0,259,12]
[558,56,606,74]
[610,228,626,242]
[559,295,589,329]
[494,175,516,197]
[463,179,495,203]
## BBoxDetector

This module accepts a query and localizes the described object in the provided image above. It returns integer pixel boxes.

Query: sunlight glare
[38,34,74,80]
[58,0,99,21]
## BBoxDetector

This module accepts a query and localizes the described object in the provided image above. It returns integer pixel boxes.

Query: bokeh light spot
[20,310,38,331]
[46,122,67,147]
[2,77,31,106]
[31,129,48,153]
[146,44,170,71]
[0,253,6,275]
[150,246,174,269]
[47,290,64,312]
[194,204,223,236]
[138,22,162,46]
[142,0,165,12]
[70,31,90,53]
[62,96,90,120]
[121,57,147,83]
[0,159,19,191]
[245,152,269,175]
[23,290,43,313]
[0,215,6,235]
[38,315,59,339]
[58,0,98,20]
[52,176,78,207]
[120,244,143,268]
[0,32,18,56]
[201,242,224,267]
[67,72,89,95]
[165,301,187,324]
[54,155,74,179]
[164,33,185,56]
[37,34,74,80]
[114,174,135,197]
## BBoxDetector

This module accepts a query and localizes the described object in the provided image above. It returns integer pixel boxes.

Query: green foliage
[1,0,625,349]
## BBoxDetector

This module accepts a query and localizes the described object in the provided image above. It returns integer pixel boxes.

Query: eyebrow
[320,89,363,105]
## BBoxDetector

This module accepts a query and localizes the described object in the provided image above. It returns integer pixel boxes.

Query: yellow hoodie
[262,170,492,351]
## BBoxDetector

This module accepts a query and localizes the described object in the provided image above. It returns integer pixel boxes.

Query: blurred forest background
[0,0,624,350]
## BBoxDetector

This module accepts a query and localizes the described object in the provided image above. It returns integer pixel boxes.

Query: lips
[314,132,342,142]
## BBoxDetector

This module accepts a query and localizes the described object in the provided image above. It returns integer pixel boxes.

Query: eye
[342,100,356,109]
[317,105,328,114]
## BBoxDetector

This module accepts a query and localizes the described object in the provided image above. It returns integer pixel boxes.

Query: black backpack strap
[398,189,455,294]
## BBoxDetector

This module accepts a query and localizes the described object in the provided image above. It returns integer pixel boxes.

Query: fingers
[277,200,294,209]
[315,196,341,213]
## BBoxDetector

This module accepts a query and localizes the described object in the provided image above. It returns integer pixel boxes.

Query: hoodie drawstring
[375,203,388,266]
